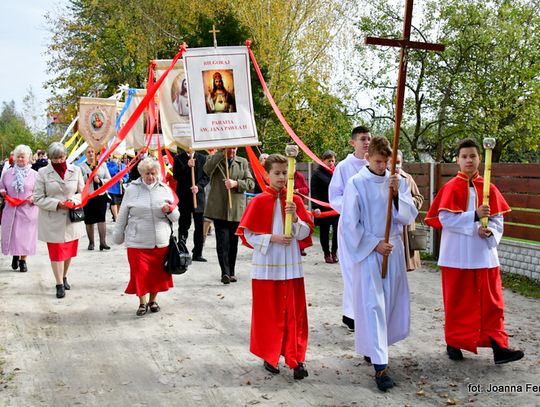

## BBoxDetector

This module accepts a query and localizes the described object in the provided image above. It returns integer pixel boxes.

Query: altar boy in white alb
[328,126,371,332]
[340,136,417,392]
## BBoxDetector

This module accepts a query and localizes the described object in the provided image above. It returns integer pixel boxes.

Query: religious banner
[148,133,166,151]
[78,97,117,150]
[123,89,147,150]
[183,46,259,150]
[155,60,192,150]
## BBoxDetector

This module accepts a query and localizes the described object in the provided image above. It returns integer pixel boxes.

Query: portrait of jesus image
[203,70,236,114]
[91,112,105,131]
[171,74,189,117]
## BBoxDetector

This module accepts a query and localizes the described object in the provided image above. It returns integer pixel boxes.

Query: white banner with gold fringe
[121,89,146,151]
[78,97,118,150]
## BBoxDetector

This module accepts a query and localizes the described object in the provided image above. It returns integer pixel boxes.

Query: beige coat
[33,163,85,243]
[400,170,424,271]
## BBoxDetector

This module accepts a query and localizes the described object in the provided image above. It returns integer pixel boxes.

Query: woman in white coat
[33,142,85,299]
[113,158,179,316]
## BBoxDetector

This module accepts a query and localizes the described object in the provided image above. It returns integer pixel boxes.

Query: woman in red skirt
[113,158,179,316]
[33,142,85,299]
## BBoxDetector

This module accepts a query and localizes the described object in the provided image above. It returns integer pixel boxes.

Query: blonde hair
[137,157,161,178]
[13,144,32,158]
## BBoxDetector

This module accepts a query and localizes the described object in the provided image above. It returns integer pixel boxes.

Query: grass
[502,272,540,299]
[0,346,16,386]
[418,253,540,298]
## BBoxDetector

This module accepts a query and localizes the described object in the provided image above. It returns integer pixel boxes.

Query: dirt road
[0,224,538,406]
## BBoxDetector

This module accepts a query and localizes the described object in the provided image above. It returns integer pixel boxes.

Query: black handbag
[69,207,85,223]
[164,233,191,275]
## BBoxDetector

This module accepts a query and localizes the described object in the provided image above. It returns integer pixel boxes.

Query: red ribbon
[71,44,187,208]
[245,40,333,174]
[245,146,269,192]
[3,194,29,206]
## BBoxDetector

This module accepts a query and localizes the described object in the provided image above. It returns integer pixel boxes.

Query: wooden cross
[364,0,445,278]
[209,24,220,48]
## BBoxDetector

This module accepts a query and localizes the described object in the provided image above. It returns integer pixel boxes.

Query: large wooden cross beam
[364,0,445,278]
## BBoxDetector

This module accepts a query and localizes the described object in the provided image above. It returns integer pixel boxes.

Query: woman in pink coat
[0,144,39,272]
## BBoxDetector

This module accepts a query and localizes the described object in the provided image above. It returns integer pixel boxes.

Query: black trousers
[178,208,205,257]
[213,219,240,277]
[316,216,339,255]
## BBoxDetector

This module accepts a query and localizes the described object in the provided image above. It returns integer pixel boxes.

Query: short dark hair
[351,125,370,140]
[321,150,336,160]
[368,136,392,157]
[264,153,288,172]
[456,138,481,156]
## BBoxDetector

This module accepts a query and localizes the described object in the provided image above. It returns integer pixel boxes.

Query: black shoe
[494,348,525,365]
[293,362,308,380]
[364,356,372,364]
[342,315,355,332]
[375,368,395,391]
[490,337,524,364]
[18,260,28,273]
[88,243,95,250]
[99,244,111,251]
[56,284,65,299]
[63,277,70,290]
[229,275,237,283]
[148,301,160,313]
[11,256,19,270]
[446,345,464,361]
[263,361,280,374]
[221,275,230,284]
[192,256,207,262]
[136,303,148,316]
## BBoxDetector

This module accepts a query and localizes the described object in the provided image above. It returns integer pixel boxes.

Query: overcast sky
[0,0,65,115]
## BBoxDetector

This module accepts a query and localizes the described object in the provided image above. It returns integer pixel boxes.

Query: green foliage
[356,0,540,162]
[0,102,35,158]
[44,0,353,161]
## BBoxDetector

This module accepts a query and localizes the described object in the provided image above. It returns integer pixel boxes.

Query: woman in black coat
[310,150,339,264]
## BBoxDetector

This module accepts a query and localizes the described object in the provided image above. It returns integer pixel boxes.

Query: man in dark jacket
[173,150,210,261]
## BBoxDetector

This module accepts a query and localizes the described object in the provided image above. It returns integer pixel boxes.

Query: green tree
[44,0,353,160]
[0,101,35,158]
[355,0,540,162]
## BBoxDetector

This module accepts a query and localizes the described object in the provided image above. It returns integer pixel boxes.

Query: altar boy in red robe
[237,154,314,380]
[426,138,524,364]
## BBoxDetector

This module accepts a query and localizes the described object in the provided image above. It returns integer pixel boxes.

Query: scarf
[12,164,30,192]
[52,161,68,179]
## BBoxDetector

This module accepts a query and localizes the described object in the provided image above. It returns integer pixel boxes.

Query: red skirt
[250,278,308,369]
[47,240,79,261]
[125,247,174,296]
[441,266,508,353]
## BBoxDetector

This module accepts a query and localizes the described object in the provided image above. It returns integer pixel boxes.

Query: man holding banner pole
[203,148,254,284]
[173,149,209,262]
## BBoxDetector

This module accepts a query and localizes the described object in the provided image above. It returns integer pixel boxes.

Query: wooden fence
[297,162,540,243]
[403,163,540,242]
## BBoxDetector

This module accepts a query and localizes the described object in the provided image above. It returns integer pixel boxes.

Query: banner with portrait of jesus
[155,59,192,150]
[183,46,259,150]
[78,97,118,150]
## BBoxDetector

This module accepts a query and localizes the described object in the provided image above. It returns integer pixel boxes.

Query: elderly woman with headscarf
[0,144,39,272]
[113,157,179,316]
[33,142,85,299]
